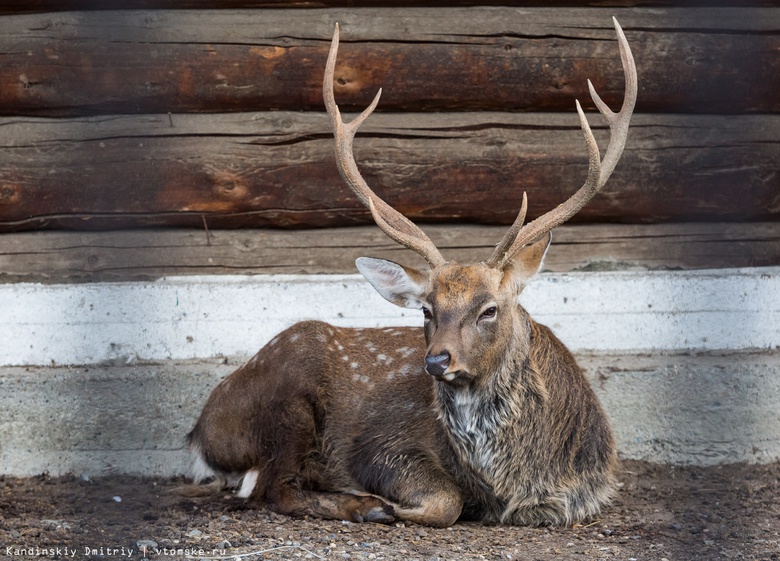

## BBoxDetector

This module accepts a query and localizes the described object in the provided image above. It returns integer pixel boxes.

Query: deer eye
[478,306,497,322]
[421,306,433,321]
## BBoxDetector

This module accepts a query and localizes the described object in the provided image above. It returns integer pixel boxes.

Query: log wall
[0,9,776,116]
[0,113,777,232]
[2,223,778,284]
[0,4,777,235]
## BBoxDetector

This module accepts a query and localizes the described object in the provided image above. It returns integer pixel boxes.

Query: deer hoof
[352,499,396,524]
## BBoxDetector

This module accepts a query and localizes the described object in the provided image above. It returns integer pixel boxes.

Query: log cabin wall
[0,1,777,279]
[0,2,779,475]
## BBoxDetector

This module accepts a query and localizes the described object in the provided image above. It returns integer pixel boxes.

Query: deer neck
[433,307,540,477]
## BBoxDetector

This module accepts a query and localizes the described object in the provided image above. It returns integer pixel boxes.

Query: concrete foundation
[1,267,778,475]
[1,351,778,477]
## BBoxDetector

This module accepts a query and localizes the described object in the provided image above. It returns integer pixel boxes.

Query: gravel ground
[1,460,779,561]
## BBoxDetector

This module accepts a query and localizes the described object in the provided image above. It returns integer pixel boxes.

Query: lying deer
[188,18,637,527]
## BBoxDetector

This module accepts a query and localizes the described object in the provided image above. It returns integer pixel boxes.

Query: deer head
[323,19,637,386]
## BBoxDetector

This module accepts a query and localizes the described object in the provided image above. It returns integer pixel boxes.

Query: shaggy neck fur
[433,307,544,504]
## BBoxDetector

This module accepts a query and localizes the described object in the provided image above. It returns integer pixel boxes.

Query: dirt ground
[1,460,779,561]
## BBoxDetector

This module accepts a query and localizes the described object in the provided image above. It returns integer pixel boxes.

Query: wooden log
[0,8,776,116]
[2,1,778,15]
[0,223,777,283]
[0,112,776,231]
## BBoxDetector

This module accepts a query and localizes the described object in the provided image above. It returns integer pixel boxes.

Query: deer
[187,18,637,527]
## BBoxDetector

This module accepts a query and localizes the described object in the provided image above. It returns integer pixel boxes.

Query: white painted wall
[1,267,779,473]
[1,267,778,367]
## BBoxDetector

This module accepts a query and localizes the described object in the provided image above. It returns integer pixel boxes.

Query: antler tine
[323,23,446,268]
[487,192,528,267]
[487,17,637,269]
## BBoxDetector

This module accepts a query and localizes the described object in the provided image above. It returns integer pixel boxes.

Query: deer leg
[266,476,395,523]
[256,399,396,524]
[349,446,464,527]
[340,487,461,527]
[389,475,463,528]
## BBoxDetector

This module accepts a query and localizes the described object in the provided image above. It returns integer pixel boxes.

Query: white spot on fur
[377,354,388,362]
[190,445,215,483]
[236,469,259,498]
[342,355,350,362]
[290,333,301,343]
[350,362,359,369]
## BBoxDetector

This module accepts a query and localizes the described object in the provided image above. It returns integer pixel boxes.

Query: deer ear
[356,257,428,309]
[500,232,551,294]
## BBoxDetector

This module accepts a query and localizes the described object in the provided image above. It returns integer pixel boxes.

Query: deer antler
[323,23,446,268]
[486,17,638,270]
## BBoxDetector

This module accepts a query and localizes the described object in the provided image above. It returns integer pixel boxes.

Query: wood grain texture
[1,223,777,283]
[2,1,777,15]
[0,112,776,231]
[0,8,776,115]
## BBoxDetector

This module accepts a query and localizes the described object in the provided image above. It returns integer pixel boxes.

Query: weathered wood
[2,1,777,15]
[0,8,776,116]
[0,223,777,283]
[0,112,776,231]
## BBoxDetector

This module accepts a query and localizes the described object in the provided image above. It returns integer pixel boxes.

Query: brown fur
[188,18,635,528]
[188,243,616,527]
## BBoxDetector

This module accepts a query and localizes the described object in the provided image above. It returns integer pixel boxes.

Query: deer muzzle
[424,351,451,378]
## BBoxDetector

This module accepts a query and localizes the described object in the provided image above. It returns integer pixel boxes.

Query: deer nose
[425,351,451,377]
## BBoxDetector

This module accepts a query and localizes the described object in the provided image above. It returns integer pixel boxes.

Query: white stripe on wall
[1,267,778,367]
